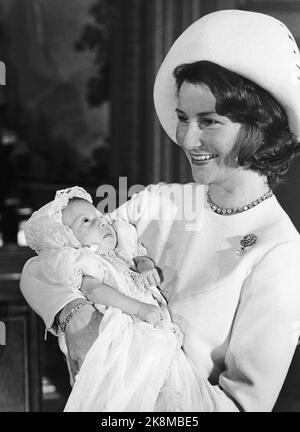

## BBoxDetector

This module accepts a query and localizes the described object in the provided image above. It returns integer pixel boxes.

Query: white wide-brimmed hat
[153,9,300,142]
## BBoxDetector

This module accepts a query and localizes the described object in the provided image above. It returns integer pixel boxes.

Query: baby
[25,186,200,412]
[61,195,165,326]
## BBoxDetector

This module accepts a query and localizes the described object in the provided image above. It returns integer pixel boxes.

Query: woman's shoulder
[142,182,205,201]
[263,197,300,243]
[250,198,300,264]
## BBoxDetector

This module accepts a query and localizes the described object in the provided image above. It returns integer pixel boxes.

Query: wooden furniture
[0,245,42,412]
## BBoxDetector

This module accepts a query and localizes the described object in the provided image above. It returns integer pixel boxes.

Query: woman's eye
[82,218,90,223]
[199,118,219,128]
[176,114,189,124]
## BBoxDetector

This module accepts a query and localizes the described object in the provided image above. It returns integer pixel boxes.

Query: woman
[21,10,300,411]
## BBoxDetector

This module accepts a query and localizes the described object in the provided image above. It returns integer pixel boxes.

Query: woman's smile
[190,153,219,163]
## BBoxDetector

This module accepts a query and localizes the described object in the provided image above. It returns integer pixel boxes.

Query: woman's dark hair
[173,61,300,187]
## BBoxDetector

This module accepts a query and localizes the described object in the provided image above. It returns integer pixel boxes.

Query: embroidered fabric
[25,186,94,254]
[95,246,134,267]
[95,251,156,305]
[136,242,147,257]
[155,374,185,412]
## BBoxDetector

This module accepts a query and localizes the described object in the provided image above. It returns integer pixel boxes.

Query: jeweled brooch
[236,233,257,255]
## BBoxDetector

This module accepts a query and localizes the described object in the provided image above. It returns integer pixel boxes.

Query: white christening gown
[60,221,202,412]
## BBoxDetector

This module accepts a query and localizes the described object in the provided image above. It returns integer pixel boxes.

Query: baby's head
[62,197,117,253]
[25,186,118,254]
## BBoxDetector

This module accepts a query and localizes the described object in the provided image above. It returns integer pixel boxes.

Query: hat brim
[154,10,300,142]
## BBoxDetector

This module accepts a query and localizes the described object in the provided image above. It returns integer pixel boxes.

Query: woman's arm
[218,242,300,411]
[56,296,102,378]
[20,256,87,333]
[191,242,300,412]
[20,260,103,378]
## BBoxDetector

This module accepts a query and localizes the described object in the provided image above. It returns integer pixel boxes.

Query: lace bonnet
[25,186,94,254]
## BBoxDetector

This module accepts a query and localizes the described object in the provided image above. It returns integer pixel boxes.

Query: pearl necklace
[206,188,273,215]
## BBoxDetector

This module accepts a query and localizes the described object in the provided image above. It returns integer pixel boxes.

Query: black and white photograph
[1,0,300,416]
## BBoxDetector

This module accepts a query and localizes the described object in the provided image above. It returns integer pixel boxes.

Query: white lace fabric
[25,186,93,254]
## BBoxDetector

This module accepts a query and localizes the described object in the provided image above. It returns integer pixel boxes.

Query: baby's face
[62,200,117,252]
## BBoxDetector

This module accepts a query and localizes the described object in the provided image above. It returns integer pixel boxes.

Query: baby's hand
[136,303,164,325]
[141,268,161,288]
[135,256,162,287]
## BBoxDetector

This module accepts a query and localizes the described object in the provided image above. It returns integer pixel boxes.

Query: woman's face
[176,82,242,186]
